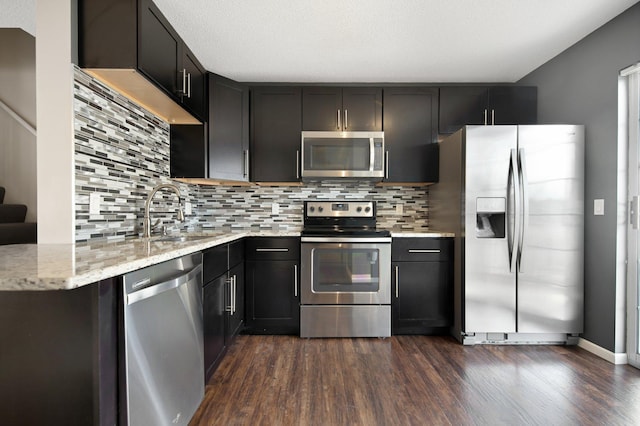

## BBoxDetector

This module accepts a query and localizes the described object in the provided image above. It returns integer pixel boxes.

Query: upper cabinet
[171,74,248,182]
[438,86,537,134]
[302,87,382,131]
[382,87,439,183]
[250,87,302,183]
[78,0,206,123]
[208,74,250,182]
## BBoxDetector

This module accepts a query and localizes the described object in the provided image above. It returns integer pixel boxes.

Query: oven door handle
[300,237,392,243]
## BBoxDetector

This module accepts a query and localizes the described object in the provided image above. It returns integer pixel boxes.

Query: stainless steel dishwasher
[122,252,204,426]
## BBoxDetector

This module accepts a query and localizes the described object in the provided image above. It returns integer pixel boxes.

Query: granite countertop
[0,229,454,291]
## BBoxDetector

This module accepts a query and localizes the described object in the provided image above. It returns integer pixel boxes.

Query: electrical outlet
[89,192,100,215]
[185,201,192,215]
[272,203,280,215]
[395,204,403,215]
[594,199,604,216]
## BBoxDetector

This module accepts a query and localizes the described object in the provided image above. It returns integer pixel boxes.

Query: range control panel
[305,201,375,218]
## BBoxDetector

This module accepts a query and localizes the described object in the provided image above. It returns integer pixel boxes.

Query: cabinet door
[250,87,302,182]
[489,86,537,125]
[203,275,226,381]
[138,0,180,97]
[302,87,342,130]
[208,74,249,181]
[438,86,489,134]
[226,262,245,342]
[392,261,452,334]
[341,87,383,131]
[383,87,438,182]
[245,260,299,334]
[181,46,207,121]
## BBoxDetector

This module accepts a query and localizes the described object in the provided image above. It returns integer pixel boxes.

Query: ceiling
[2,0,638,83]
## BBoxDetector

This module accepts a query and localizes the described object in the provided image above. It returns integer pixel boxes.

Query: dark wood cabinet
[181,45,207,119]
[79,0,206,122]
[302,87,382,131]
[439,86,537,134]
[250,86,302,182]
[208,73,250,181]
[202,240,245,380]
[203,273,226,380]
[245,237,300,334]
[170,124,206,178]
[382,87,439,183]
[138,0,180,96]
[0,279,118,425]
[391,238,453,335]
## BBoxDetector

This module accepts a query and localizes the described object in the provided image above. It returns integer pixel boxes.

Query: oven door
[301,237,391,305]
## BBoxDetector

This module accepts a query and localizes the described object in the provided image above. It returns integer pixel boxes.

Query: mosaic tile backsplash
[73,68,430,242]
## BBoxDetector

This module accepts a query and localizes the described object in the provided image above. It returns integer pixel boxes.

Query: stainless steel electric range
[300,200,391,338]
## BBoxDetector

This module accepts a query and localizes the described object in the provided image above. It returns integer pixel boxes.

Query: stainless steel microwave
[300,131,385,180]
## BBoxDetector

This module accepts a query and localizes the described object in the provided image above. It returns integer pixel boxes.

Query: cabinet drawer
[203,244,228,284]
[392,238,452,262]
[228,239,245,268]
[245,237,300,260]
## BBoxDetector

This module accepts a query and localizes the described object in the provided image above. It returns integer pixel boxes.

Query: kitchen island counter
[0,229,453,291]
[0,230,299,291]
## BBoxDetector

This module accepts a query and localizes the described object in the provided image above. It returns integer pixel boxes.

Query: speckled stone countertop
[390,231,455,238]
[0,229,454,291]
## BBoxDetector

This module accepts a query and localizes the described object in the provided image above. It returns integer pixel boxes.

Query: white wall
[0,28,37,222]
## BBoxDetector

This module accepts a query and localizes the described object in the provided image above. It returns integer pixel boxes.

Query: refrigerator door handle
[517,148,529,271]
[509,148,521,273]
[631,196,640,229]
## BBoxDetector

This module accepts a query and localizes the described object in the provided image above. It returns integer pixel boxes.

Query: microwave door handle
[370,138,375,171]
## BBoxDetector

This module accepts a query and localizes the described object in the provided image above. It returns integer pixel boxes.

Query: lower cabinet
[0,278,118,425]
[203,240,245,381]
[245,237,300,334]
[391,238,453,335]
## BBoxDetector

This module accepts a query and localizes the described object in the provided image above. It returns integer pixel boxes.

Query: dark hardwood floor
[190,335,640,426]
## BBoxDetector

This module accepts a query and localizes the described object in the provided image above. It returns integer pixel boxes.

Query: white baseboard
[577,338,628,364]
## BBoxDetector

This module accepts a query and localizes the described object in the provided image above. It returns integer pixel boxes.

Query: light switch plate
[594,199,604,216]
[272,203,280,215]
[185,201,192,215]
[395,204,403,214]
[89,192,100,215]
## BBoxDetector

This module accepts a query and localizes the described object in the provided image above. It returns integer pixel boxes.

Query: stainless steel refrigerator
[430,125,584,345]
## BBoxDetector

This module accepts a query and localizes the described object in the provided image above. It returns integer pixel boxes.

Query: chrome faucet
[143,183,185,238]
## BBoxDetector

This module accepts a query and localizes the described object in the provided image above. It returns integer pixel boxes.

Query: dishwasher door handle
[126,264,202,305]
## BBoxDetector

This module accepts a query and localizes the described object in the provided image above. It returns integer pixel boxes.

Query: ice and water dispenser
[476,197,505,238]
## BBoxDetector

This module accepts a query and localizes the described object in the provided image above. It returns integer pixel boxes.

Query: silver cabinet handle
[255,248,289,252]
[226,276,233,313]
[294,264,298,297]
[395,265,399,298]
[407,249,441,253]
[296,150,300,179]
[243,150,249,179]
[483,109,488,125]
[233,275,237,314]
[181,69,187,96]
[491,109,495,125]
[187,72,192,98]
[385,151,389,179]
[344,109,348,130]
[632,196,640,230]
[337,109,341,130]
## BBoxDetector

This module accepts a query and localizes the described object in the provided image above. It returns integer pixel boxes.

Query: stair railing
[0,97,36,136]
